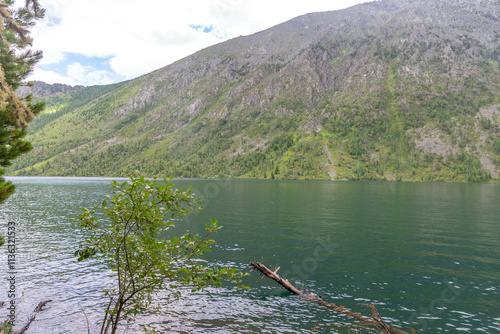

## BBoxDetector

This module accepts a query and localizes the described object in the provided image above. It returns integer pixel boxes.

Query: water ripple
[0,178,499,333]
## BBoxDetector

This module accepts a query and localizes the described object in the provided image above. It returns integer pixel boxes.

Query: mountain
[10,0,500,182]
[17,81,85,98]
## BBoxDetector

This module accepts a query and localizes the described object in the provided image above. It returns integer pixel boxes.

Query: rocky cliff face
[9,0,500,182]
[17,81,84,98]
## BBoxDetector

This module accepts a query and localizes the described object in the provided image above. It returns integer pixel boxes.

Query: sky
[28,0,370,86]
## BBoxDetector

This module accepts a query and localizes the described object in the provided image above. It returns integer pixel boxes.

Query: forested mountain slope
[10,0,500,181]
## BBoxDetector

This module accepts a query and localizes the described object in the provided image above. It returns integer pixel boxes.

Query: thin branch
[100,296,114,334]
[79,303,91,334]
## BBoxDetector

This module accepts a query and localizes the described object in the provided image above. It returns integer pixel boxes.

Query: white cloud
[66,63,115,86]
[37,50,66,65]
[30,68,78,86]
[30,0,370,86]
[30,62,116,86]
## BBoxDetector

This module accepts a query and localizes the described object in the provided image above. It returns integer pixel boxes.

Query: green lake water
[0,177,499,333]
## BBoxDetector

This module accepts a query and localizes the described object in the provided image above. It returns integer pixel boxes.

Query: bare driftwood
[250,262,412,334]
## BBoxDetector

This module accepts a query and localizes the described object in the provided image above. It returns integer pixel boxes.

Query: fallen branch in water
[0,300,52,334]
[250,262,412,334]
[16,299,52,334]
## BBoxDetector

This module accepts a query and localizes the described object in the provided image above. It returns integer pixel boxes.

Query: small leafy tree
[75,172,247,334]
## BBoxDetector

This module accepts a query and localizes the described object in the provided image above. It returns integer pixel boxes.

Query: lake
[1,177,499,333]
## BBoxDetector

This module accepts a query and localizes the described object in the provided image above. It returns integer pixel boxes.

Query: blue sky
[30,0,370,86]
[37,53,127,86]
[38,53,113,76]
[189,24,227,39]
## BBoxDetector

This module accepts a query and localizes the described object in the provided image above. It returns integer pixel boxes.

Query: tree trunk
[250,262,412,334]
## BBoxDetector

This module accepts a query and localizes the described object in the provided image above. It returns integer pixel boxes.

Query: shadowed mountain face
[11,0,500,181]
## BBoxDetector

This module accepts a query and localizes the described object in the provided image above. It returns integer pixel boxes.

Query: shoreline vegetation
[5,174,500,183]
[9,116,500,183]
